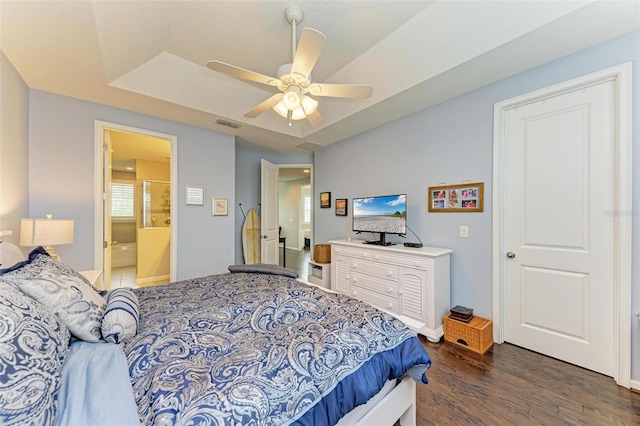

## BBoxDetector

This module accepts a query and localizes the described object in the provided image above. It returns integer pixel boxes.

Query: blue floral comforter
[125,272,431,425]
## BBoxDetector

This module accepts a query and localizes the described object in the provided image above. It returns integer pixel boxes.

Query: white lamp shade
[20,218,74,247]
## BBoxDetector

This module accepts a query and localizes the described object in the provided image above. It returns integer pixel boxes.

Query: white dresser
[329,239,452,342]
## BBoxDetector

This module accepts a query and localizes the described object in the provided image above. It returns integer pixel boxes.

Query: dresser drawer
[351,285,398,313]
[333,246,370,260]
[371,252,427,270]
[351,272,398,296]
[350,259,398,281]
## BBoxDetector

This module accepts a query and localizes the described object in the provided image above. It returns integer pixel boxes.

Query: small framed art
[335,198,348,216]
[428,182,484,212]
[320,192,331,208]
[212,198,228,216]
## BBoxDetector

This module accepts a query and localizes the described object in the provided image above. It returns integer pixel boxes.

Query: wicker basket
[444,315,493,354]
[314,244,331,264]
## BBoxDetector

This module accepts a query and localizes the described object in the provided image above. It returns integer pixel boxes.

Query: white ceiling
[1,1,638,154]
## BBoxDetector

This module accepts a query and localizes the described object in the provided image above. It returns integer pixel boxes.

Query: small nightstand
[79,269,103,289]
[308,260,330,289]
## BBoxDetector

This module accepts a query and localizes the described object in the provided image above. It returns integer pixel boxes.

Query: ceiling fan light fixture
[282,86,301,110]
[273,101,290,118]
[300,95,318,115]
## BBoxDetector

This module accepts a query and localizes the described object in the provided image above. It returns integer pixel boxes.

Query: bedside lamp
[20,214,74,262]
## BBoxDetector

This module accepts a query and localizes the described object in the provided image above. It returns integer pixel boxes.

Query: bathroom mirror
[142,180,171,228]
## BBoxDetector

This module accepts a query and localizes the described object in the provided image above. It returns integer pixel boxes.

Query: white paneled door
[502,79,617,376]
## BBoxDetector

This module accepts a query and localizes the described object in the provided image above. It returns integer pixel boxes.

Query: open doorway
[277,165,312,279]
[94,121,177,290]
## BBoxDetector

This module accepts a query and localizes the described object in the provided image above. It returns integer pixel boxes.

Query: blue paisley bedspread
[125,272,431,426]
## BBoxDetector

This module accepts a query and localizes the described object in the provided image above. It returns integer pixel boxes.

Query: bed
[0,243,431,426]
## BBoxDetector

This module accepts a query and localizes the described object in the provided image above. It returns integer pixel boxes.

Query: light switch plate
[460,226,469,238]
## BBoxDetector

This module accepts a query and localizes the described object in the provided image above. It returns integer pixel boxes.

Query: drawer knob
[374,255,379,260]
[414,262,419,267]
[386,271,392,276]
[362,254,367,258]
[387,303,392,309]
[398,290,403,295]
[387,287,392,293]
[352,263,358,269]
[352,277,357,283]
[353,291,358,296]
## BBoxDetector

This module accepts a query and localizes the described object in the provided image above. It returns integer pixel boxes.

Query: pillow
[101,288,140,344]
[0,245,47,275]
[0,241,27,273]
[0,280,71,425]
[228,263,298,278]
[2,249,106,342]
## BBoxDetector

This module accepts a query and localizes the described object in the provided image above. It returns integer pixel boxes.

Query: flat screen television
[352,194,407,246]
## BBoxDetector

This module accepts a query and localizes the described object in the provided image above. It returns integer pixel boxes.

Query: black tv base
[363,232,395,246]
[364,240,395,246]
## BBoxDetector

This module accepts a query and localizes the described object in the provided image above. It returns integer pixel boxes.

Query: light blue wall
[315,31,639,377]
[28,90,236,279]
[0,51,30,245]
[234,143,312,264]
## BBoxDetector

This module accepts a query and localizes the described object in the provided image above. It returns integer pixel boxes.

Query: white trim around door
[93,120,178,285]
[492,62,632,388]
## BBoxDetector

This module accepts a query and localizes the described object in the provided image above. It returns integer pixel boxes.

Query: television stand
[329,239,453,342]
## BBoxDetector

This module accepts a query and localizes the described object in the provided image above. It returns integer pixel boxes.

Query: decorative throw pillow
[101,288,140,344]
[0,280,71,426]
[1,249,106,342]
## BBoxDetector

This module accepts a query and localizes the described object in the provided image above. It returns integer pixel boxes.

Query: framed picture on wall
[335,198,348,216]
[212,197,228,216]
[320,192,331,208]
[428,182,484,212]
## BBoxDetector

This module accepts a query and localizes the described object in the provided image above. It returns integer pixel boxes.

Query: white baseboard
[630,379,640,392]
[137,274,170,285]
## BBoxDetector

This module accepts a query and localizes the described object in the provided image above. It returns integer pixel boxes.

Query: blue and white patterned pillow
[101,288,139,344]
[1,248,106,342]
[0,280,71,426]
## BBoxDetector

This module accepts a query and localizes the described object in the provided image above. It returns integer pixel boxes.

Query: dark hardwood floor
[416,336,640,425]
[283,247,310,281]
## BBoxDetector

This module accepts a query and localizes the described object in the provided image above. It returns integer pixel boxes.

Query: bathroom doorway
[94,121,176,290]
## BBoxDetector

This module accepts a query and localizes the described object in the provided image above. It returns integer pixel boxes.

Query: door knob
[506,251,516,259]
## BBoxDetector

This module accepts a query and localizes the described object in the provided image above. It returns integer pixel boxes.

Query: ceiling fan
[207,5,373,127]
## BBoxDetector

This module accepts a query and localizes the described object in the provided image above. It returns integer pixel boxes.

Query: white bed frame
[354,377,416,426]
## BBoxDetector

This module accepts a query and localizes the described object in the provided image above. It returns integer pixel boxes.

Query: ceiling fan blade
[244,94,283,118]
[207,60,281,88]
[307,83,373,99]
[306,109,324,127]
[291,28,326,78]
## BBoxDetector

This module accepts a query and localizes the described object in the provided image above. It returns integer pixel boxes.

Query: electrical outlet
[460,226,468,238]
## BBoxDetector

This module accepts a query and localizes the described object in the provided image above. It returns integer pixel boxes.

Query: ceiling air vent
[215,119,241,129]
[296,141,322,151]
